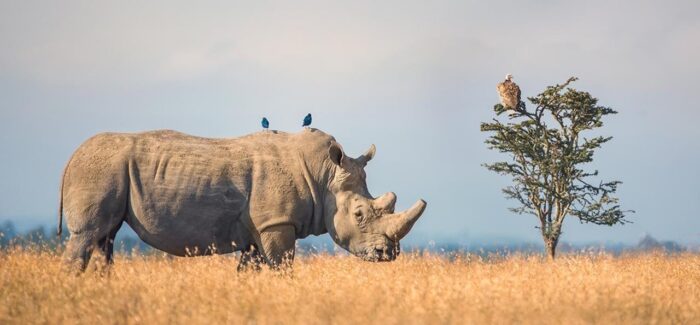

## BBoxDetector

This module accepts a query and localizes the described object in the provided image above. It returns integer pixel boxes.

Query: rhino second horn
[374,192,397,213]
[384,199,427,240]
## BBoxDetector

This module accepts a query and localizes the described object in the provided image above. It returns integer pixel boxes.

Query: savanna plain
[1,248,699,324]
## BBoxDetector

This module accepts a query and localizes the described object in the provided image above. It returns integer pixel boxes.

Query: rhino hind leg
[62,232,96,274]
[62,211,126,274]
[91,222,123,274]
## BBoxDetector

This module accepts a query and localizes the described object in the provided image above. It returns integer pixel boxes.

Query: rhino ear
[357,144,376,166]
[329,142,346,166]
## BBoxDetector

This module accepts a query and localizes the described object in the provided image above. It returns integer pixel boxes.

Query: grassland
[1,248,699,324]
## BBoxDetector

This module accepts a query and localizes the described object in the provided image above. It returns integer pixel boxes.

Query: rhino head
[324,142,427,262]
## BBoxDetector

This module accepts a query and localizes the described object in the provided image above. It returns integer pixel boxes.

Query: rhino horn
[373,192,397,213]
[383,199,427,240]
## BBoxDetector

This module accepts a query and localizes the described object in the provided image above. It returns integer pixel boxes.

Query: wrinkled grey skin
[58,129,426,272]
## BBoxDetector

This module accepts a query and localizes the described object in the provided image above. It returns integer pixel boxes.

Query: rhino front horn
[384,199,427,240]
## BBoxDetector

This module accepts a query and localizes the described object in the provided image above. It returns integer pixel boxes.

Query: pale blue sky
[1,1,699,245]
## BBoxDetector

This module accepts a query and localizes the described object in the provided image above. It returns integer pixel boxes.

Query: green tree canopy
[481,77,632,258]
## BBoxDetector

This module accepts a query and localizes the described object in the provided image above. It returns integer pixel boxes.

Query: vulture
[497,74,521,114]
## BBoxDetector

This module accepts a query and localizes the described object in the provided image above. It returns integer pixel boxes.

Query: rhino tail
[57,166,65,237]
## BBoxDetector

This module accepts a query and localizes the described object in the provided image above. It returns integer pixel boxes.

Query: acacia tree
[481,77,632,259]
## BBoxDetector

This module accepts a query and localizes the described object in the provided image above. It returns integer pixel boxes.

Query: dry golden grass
[1,248,699,324]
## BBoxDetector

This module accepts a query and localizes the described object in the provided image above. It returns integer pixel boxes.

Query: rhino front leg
[259,225,296,270]
[237,245,263,272]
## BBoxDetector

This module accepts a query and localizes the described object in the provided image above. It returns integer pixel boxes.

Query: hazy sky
[1,1,699,245]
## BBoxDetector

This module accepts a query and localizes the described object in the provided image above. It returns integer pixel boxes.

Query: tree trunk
[544,237,558,260]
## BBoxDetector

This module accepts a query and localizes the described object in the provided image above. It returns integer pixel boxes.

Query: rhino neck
[295,152,333,238]
[282,129,337,238]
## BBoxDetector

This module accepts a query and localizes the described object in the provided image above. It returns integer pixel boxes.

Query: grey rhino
[58,129,426,271]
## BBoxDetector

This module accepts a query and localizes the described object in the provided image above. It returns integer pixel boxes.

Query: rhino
[58,129,426,271]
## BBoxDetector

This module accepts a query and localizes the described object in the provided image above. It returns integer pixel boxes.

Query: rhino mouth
[359,244,400,262]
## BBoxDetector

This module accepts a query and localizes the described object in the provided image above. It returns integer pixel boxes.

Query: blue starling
[261,117,269,130]
[302,113,312,128]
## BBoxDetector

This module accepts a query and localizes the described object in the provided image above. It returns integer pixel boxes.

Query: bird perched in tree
[261,117,269,131]
[302,113,312,128]
[497,74,521,115]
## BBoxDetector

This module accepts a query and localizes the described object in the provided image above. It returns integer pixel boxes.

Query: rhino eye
[354,210,362,217]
